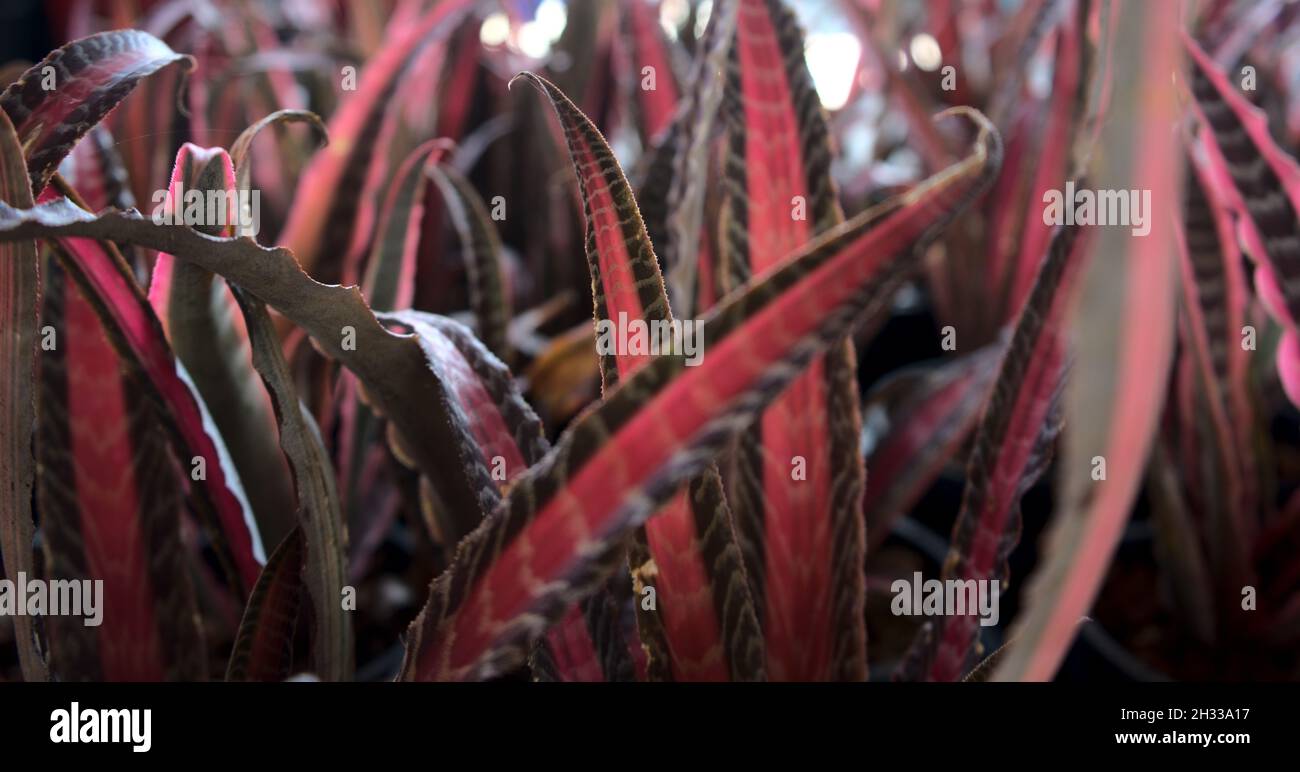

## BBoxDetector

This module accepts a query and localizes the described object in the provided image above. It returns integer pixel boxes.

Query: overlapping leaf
[279,0,474,282]
[148,143,298,545]
[521,71,764,681]
[922,223,1084,682]
[661,0,739,319]
[390,100,1000,681]
[718,0,866,680]
[38,240,208,681]
[0,29,193,194]
[0,194,505,540]
[1171,142,1257,600]
[227,528,304,682]
[231,284,351,680]
[861,344,1002,553]
[381,309,642,681]
[1004,2,1087,316]
[1185,31,1300,411]
[994,1,1179,680]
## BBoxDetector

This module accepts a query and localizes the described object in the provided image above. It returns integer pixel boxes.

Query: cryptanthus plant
[0,0,1298,683]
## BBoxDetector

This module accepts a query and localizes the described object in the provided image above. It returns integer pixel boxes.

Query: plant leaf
[38,246,207,680]
[279,0,473,281]
[386,309,636,681]
[1005,4,1086,316]
[429,163,512,363]
[1185,30,1300,410]
[148,143,299,546]
[924,224,1084,681]
[393,105,1000,680]
[992,2,1180,680]
[661,0,739,319]
[1171,146,1255,596]
[0,30,192,194]
[623,0,682,144]
[0,109,45,681]
[228,109,328,209]
[46,179,266,592]
[232,119,358,646]
[383,311,546,484]
[521,70,765,681]
[232,280,351,680]
[226,528,304,682]
[718,0,867,680]
[861,344,1002,553]
[361,140,451,312]
[1182,142,1255,494]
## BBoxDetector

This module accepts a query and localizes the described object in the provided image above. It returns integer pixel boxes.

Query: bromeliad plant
[0,0,1298,682]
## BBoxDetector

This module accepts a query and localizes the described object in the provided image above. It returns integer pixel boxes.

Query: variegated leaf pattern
[280,0,474,282]
[923,224,1084,681]
[42,181,265,594]
[519,71,763,681]
[38,250,206,681]
[384,309,638,681]
[391,106,1000,681]
[1185,31,1300,413]
[227,528,304,682]
[0,100,1000,684]
[0,30,192,193]
[719,0,866,681]
[861,344,1003,553]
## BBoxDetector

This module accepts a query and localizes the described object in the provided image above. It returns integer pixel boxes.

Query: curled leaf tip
[507,71,542,91]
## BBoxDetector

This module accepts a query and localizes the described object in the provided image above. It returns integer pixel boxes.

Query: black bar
[0,682,1290,759]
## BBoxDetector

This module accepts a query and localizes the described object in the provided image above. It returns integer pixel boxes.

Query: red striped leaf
[924,224,1085,682]
[522,70,765,681]
[383,311,545,488]
[0,29,192,194]
[38,245,207,680]
[45,180,265,593]
[623,0,682,145]
[279,0,473,281]
[1170,144,1256,596]
[993,1,1180,680]
[384,309,637,681]
[718,0,866,680]
[861,344,1002,553]
[393,103,1000,680]
[1184,31,1300,410]
[226,528,304,682]
[1182,142,1255,488]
